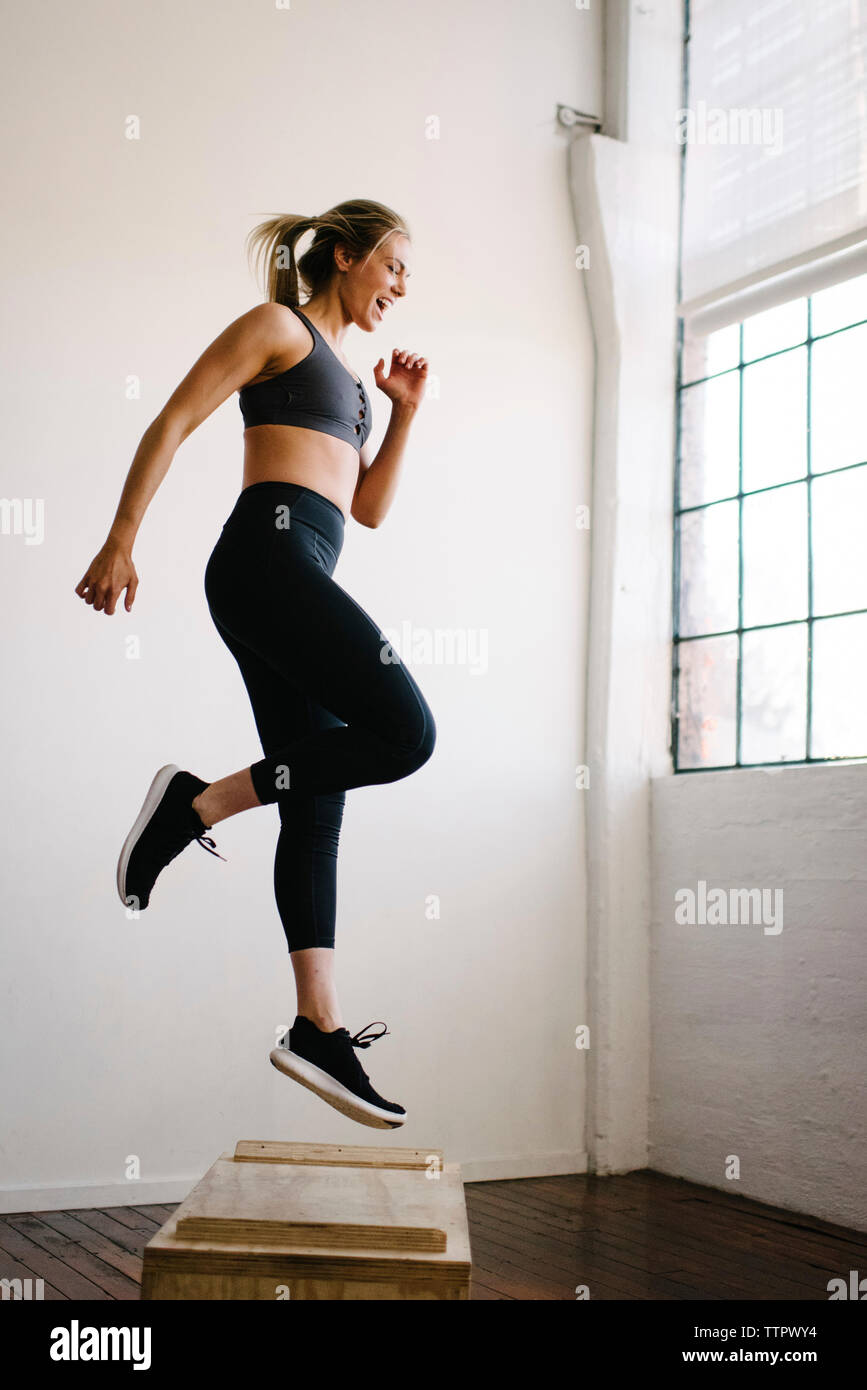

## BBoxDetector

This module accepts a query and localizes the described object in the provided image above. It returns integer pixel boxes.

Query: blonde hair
[245,198,410,308]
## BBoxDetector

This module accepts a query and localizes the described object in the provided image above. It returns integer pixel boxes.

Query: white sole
[269,1046,406,1129]
[116,763,181,908]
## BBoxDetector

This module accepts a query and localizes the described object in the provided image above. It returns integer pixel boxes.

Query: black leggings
[203,481,436,952]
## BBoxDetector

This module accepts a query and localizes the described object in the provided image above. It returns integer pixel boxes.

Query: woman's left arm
[350,349,428,528]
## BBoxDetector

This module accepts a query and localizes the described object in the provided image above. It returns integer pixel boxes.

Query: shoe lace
[343,1022,390,1089]
[349,1021,390,1049]
[195,831,227,862]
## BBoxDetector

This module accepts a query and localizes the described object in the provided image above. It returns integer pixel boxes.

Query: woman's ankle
[301,1012,344,1033]
[193,769,261,828]
[192,789,216,828]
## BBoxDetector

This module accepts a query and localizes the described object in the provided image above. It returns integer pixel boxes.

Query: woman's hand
[373,348,428,410]
[75,539,139,615]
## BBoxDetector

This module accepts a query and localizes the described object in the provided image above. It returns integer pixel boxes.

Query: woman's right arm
[74,302,293,616]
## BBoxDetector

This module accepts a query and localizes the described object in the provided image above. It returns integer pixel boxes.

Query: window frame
[671,302,867,772]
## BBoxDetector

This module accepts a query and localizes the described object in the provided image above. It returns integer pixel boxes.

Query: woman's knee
[277,792,345,842]
[391,703,436,775]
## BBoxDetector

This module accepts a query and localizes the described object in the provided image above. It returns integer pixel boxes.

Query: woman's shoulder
[244,299,307,337]
[232,301,312,364]
[233,302,316,392]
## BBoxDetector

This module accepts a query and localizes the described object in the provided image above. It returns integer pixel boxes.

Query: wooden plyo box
[140,1140,472,1300]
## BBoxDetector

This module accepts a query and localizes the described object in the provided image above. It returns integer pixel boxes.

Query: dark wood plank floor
[2,1170,863,1300]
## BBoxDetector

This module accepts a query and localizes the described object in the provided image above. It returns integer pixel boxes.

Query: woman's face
[344,232,412,331]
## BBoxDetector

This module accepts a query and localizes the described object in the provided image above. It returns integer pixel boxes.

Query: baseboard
[459,1150,588,1182]
[0,1178,206,1216]
[0,1150,588,1213]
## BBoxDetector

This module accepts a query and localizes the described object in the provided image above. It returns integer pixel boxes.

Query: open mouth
[374,297,392,319]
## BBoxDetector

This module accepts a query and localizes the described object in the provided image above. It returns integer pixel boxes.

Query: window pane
[811,271,867,336]
[740,624,807,764]
[741,347,807,491]
[742,483,807,628]
[679,372,740,508]
[811,465,867,616]
[810,321,867,473]
[675,275,867,771]
[682,321,740,386]
[676,634,738,769]
[810,613,867,759]
[678,500,739,637]
[742,297,807,362]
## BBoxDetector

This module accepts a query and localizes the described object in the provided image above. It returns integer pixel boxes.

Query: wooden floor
[1,1169,864,1300]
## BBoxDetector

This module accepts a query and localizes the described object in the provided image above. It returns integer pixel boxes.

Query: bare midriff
[241,425,360,523]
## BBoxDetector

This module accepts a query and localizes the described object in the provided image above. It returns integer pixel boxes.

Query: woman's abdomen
[242,424,358,521]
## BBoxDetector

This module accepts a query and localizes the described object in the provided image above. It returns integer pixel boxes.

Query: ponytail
[245,200,410,307]
[244,213,316,308]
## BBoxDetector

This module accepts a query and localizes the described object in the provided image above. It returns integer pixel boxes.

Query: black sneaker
[270,1017,407,1129]
[116,763,225,911]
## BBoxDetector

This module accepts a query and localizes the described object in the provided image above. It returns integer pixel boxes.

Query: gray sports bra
[238,305,372,451]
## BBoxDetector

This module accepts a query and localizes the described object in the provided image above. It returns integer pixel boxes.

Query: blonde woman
[75,199,435,1129]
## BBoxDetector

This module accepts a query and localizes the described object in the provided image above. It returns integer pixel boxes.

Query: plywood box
[140,1140,472,1300]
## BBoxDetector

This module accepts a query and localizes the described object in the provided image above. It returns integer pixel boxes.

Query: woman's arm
[75,303,296,615]
[351,349,428,529]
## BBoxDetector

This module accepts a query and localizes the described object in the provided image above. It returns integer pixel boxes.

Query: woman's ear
[333,241,355,273]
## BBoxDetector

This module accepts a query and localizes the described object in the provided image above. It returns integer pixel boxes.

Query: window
[672,276,867,770]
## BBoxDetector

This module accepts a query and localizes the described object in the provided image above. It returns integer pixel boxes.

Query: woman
[74,199,435,1130]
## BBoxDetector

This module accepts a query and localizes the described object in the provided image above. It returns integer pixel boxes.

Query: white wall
[569,2,682,1173]
[651,763,867,1232]
[0,0,601,1207]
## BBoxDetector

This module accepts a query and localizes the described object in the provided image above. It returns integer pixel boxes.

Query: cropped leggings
[203,481,435,952]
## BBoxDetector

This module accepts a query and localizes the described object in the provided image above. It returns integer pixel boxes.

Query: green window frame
[672,292,867,771]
